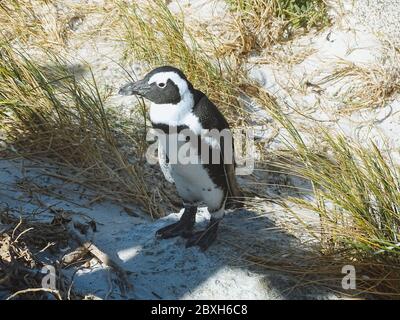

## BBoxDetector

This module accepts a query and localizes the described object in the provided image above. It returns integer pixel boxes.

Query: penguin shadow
[112,161,330,300]
[120,205,334,300]
[215,209,332,299]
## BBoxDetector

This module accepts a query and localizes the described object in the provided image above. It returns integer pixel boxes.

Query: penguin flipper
[158,142,175,184]
[219,133,244,209]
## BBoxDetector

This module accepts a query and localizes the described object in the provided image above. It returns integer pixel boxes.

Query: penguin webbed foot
[156,221,193,239]
[156,207,196,239]
[186,219,220,251]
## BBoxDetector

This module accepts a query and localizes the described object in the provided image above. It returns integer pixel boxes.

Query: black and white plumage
[119,66,242,251]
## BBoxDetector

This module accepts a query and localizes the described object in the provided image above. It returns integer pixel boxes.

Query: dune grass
[0,0,69,48]
[254,90,400,297]
[224,0,330,56]
[0,43,167,218]
[0,0,121,50]
[116,0,250,126]
[316,50,400,112]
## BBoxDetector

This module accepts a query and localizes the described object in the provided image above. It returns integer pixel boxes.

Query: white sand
[0,158,337,299]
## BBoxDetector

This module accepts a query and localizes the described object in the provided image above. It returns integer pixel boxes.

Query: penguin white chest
[158,133,225,210]
[170,162,224,211]
[150,97,225,211]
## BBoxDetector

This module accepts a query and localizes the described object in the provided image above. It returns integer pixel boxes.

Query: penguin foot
[156,221,194,239]
[156,206,196,239]
[185,219,220,251]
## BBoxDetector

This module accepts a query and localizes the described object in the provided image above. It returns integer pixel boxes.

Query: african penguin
[119,66,242,251]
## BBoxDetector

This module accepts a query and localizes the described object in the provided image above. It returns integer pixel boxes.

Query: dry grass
[1,195,141,299]
[0,0,121,49]
[0,0,66,47]
[116,0,251,126]
[0,209,76,299]
[0,207,129,299]
[0,43,171,218]
[246,248,400,299]
[223,0,330,57]
[316,45,400,112]
[251,89,400,297]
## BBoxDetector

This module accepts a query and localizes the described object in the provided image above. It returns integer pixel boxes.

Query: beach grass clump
[0,43,165,218]
[224,0,330,56]
[255,92,400,297]
[316,52,400,112]
[116,0,250,126]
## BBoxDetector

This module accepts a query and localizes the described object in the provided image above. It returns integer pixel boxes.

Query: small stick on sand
[7,288,62,300]
[66,221,133,297]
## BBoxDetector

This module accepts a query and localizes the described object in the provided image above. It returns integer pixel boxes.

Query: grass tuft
[224,0,330,56]
[253,88,400,297]
[116,0,250,126]
[0,43,168,218]
[316,52,400,112]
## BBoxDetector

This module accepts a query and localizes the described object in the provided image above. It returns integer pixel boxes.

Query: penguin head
[119,66,193,105]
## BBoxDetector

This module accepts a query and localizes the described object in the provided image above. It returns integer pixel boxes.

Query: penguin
[119,66,242,251]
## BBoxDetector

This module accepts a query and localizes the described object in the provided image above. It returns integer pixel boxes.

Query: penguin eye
[157,82,166,88]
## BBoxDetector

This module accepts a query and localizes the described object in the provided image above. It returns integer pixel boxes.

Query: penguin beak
[118,79,150,96]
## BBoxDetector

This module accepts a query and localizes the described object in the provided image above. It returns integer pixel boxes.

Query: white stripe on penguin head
[148,71,189,96]
[148,71,199,129]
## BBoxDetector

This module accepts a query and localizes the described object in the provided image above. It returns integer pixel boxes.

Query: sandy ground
[0,158,336,299]
[1,0,400,299]
[248,0,400,156]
